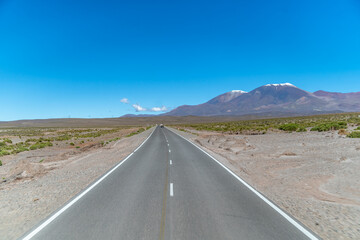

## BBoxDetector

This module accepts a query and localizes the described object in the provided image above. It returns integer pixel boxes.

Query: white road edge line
[166,127,319,240]
[22,127,157,240]
[170,183,174,197]
[170,160,172,165]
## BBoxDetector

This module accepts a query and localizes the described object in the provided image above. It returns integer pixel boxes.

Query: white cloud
[126,101,168,113]
[132,104,147,112]
[151,106,168,112]
[120,98,129,104]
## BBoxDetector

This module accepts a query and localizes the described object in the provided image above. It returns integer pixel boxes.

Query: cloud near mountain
[151,106,168,112]
[121,98,169,113]
[132,104,147,112]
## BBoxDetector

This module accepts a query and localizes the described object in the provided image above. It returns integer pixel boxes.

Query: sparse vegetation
[297,126,307,132]
[0,127,142,157]
[54,134,72,141]
[30,142,53,150]
[173,113,359,135]
[279,123,299,132]
[310,122,347,132]
[0,150,10,156]
[126,128,145,137]
[347,131,360,138]
[108,137,121,142]
[177,128,199,135]
[3,138,12,144]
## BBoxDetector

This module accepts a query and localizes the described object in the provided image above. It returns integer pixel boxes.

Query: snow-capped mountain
[264,83,296,87]
[207,90,247,104]
[164,83,360,116]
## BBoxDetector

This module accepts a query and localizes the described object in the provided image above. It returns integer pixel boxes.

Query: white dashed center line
[170,160,172,165]
[170,183,174,197]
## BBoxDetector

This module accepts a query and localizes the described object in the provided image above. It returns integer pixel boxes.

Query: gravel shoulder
[0,128,153,240]
[170,127,360,240]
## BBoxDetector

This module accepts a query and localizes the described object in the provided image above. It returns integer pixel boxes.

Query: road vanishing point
[22,126,319,240]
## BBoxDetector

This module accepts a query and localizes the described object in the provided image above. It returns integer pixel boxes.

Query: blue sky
[1,0,360,120]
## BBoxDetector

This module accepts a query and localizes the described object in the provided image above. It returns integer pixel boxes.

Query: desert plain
[1,113,360,239]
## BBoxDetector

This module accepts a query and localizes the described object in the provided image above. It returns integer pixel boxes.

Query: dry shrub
[282,151,297,156]
[338,129,349,135]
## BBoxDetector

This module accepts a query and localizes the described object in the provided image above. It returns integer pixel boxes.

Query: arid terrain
[0,126,153,240]
[1,113,360,239]
[0,116,253,128]
[171,127,360,240]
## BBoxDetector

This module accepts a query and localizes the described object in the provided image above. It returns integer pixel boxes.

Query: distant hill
[164,83,360,116]
[0,116,258,128]
[120,114,155,118]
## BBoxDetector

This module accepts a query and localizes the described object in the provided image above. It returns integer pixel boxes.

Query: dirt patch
[172,127,360,240]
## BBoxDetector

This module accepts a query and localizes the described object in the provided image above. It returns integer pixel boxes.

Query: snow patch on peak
[231,90,247,93]
[264,83,296,87]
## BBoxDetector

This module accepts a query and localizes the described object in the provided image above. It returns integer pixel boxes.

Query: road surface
[22,126,318,240]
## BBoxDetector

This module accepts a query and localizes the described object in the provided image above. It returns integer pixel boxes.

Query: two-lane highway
[22,126,318,240]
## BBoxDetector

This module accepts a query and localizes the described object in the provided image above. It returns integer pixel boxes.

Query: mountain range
[162,83,360,117]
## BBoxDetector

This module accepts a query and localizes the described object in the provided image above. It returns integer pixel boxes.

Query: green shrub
[347,131,360,138]
[0,150,10,156]
[310,124,328,132]
[297,127,307,132]
[0,160,2,166]
[311,122,347,132]
[29,142,53,150]
[279,123,299,132]
[356,126,360,130]
[11,146,29,154]
[70,142,75,146]
[55,135,72,141]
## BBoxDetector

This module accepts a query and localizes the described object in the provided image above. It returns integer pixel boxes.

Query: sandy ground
[0,128,153,240]
[171,128,360,240]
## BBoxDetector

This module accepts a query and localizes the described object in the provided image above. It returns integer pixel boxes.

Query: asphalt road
[23,126,318,240]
